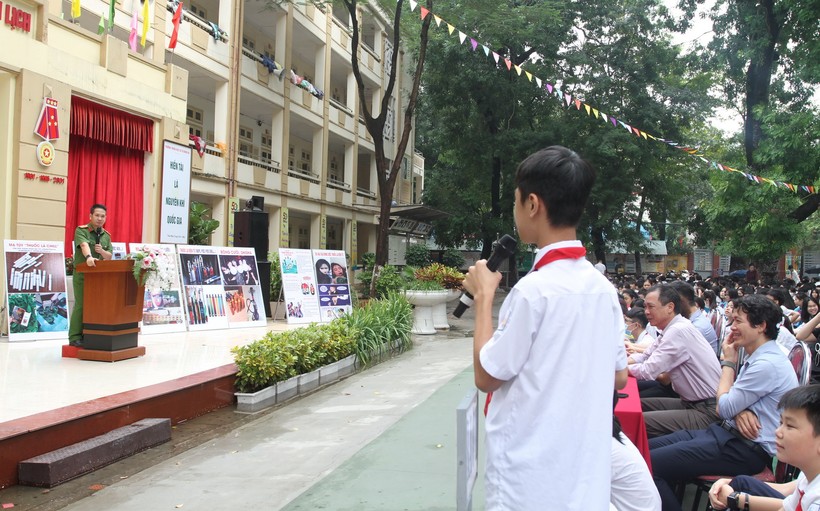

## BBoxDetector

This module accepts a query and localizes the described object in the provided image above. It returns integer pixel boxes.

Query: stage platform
[0,320,295,488]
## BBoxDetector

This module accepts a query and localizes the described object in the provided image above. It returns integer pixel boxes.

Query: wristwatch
[727,491,741,510]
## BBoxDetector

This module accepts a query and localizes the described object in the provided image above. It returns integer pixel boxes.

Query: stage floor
[0,320,295,424]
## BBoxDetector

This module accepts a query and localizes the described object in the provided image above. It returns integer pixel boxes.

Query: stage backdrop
[3,240,70,342]
[129,243,186,334]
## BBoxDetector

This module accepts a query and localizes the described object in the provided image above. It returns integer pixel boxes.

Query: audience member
[628,285,721,437]
[708,385,820,511]
[649,294,799,511]
[669,280,720,355]
[610,391,661,511]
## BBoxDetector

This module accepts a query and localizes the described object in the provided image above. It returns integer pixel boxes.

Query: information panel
[217,246,266,329]
[129,243,186,334]
[177,245,228,331]
[160,140,192,244]
[3,240,69,342]
[278,248,321,324]
[312,249,352,322]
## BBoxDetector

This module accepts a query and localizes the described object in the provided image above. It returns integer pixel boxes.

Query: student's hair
[694,296,706,310]
[669,280,696,309]
[766,288,787,306]
[734,294,782,341]
[613,390,624,443]
[625,307,648,328]
[622,289,639,302]
[514,145,595,227]
[727,288,739,300]
[648,284,681,315]
[702,290,717,309]
[90,203,107,213]
[778,385,820,436]
[632,298,645,309]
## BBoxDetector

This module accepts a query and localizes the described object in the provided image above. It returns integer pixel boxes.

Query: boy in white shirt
[709,384,820,511]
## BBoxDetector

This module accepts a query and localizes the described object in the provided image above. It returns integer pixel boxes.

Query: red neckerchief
[484,244,588,416]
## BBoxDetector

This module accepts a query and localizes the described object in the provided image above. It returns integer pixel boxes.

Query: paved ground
[0,296,494,511]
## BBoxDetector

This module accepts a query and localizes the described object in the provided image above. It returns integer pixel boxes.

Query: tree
[679,0,819,238]
[339,0,432,273]
[418,0,713,270]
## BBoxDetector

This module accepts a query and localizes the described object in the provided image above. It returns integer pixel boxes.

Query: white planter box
[338,354,356,378]
[297,369,320,393]
[319,359,341,385]
[235,385,277,413]
[276,375,299,403]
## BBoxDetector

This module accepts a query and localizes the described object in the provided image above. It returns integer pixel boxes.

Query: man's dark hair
[668,280,695,309]
[778,385,820,437]
[648,284,681,315]
[727,288,739,300]
[734,294,782,341]
[90,204,107,214]
[625,307,648,328]
[514,146,595,227]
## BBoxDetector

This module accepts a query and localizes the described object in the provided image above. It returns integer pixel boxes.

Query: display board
[3,240,69,341]
[129,243,187,334]
[110,242,127,260]
[278,248,321,324]
[217,246,266,329]
[177,245,228,331]
[159,140,192,244]
[312,249,352,322]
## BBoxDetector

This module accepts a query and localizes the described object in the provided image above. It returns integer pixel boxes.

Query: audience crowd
[604,267,820,510]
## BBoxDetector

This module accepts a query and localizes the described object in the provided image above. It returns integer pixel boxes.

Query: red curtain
[64,98,153,255]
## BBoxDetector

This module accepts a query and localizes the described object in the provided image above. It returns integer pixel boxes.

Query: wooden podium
[74,260,146,362]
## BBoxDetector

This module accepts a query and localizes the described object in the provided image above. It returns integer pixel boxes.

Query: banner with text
[278,248,321,324]
[3,240,69,342]
[129,243,187,334]
[160,140,192,244]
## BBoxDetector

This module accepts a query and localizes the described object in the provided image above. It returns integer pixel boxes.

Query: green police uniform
[68,223,113,344]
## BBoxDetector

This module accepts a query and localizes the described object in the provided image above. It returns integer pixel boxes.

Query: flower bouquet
[127,246,176,290]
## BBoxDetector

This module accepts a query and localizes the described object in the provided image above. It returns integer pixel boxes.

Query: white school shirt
[611,433,662,511]
[783,472,820,511]
[480,240,626,510]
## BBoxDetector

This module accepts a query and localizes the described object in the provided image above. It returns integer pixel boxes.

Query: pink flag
[129,5,138,51]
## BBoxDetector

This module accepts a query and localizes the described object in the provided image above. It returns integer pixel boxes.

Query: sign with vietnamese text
[160,140,192,244]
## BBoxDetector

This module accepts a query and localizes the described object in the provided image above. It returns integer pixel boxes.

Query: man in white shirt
[464,146,627,510]
[595,259,607,274]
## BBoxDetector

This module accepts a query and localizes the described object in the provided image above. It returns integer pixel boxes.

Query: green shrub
[231,294,411,393]
[374,265,405,298]
[441,249,465,269]
[405,243,431,267]
[414,263,465,290]
[269,251,283,301]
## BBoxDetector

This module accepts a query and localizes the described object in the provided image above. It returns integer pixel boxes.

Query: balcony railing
[329,97,352,115]
[356,187,376,199]
[287,166,320,184]
[239,154,281,173]
[327,178,351,192]
[165,1,228,43]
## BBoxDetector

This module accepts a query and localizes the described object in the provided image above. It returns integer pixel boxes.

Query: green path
[282,368,486,511]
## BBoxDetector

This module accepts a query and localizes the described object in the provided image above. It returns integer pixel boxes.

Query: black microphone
[453,234,517,318]
[94,227,102,244]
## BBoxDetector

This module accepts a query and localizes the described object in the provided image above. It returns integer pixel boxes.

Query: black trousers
[650,423,770,511]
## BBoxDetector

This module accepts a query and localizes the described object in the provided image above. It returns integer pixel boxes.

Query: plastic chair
[788,341,811,386]
[692,458,800,510]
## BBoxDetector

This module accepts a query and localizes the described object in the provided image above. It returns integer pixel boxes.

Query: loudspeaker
[234,211,269,262]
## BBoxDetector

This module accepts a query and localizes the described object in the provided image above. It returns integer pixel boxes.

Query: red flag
[168,1,182,49]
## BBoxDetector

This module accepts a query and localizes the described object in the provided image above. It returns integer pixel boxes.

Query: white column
[213,81,230,145]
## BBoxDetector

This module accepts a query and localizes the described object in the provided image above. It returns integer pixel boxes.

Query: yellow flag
[140,0,149,47]
[72,0,81,18]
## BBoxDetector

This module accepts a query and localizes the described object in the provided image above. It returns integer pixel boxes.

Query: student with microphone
[68,203,113,347]
[462,146,628,510]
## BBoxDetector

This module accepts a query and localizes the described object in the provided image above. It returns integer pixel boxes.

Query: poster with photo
[217,247,266,328]
[110,242,128,260]
[278,248,321,324]
[177,245,228,330]
[312,250,352,322]
[129,243,186,334]
[3,240,70,342]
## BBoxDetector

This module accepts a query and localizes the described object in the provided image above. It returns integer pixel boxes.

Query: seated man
[708,384,820,511]
[670,280,720,355]
[649,294,799,511]
[628,285,722,438]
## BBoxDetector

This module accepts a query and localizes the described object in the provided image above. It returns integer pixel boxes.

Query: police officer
[68,204,113,346]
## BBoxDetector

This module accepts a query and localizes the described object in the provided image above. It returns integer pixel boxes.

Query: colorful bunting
[97,12,106,35]
[140,0,150,48]
[408,3,817,194]
[168,0,182,49]
[129,4,138,51]
[71,0,81,19]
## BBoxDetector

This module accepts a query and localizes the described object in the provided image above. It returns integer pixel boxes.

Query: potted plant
[188,201,220,245]
[412,263,465,330]
[268,251,286,320]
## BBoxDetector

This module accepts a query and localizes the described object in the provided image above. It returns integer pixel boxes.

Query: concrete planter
[276,375,299,403]
[297,369,320,393]
[404,290,449,335]
[235,384,277,413]
[432,289,462,329]
[338,354,356,378]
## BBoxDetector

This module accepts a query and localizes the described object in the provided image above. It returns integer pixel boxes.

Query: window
[260,130,272,164]
[329,157,339,181]
[242,36,255,51]
[189,2,207,19]
[239,126,255,158]
[187,107,204,138]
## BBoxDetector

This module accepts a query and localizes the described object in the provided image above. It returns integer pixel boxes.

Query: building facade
[0,0,420,267]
